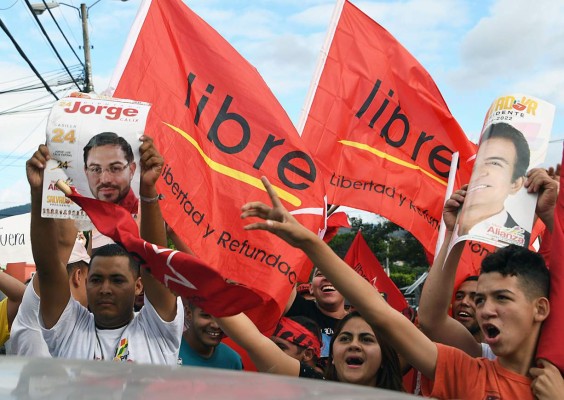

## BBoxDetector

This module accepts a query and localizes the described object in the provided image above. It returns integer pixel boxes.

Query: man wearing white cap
[8,234,90,357]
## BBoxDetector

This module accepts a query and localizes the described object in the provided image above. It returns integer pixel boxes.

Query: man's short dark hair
[480,122,530,181]
[90,243,140,277]
[480,244,549,299]
[83,132,134,166]
[463,275,479,283]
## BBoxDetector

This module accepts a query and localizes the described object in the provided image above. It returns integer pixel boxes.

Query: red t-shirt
[421,344,533,400]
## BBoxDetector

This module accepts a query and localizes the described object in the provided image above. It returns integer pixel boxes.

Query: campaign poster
[41,96,150,224]
[451,94,554,249]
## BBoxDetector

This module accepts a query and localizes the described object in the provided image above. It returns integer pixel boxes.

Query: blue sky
[1,0,563,212]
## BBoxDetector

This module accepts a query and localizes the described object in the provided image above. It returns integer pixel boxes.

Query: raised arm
[0,271,26,327]
[242,177,439,379]
[525,168,559,233]
[418,187,483,357]
[27,145,71,329]
[166,224,195,256]
[138,135,177,321]
[217,313,301,375]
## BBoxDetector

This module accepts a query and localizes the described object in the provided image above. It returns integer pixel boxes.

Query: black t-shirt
[299,362,325,380]
[286,295,341,359]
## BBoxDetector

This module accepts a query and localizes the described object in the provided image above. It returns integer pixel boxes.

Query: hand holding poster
[451,94,554,249]
[42,95,151,223]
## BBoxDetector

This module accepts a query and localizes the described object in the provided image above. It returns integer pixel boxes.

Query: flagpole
[296,0,345,135]
[434,151,459,260]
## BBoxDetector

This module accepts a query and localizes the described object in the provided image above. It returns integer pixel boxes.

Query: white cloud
[450,0,564,92]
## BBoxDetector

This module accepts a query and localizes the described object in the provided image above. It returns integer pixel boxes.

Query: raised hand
[241,176,317,249]
[26,144,50,191]
[139,135,164,190]
[442,184,468,232]
[525,168,559,231]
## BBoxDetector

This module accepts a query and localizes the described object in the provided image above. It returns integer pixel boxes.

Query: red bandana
[273,317,321,358]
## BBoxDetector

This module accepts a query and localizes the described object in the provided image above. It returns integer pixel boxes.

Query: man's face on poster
[466,137,524,212]
[84,144,136,204]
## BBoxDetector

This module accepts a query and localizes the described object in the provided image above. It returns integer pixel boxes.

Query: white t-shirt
[8,278,51,357]
[41,296,183,365]
[481,342,496,360]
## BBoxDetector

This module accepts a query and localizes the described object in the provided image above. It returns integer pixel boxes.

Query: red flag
[112,0,326,332]
[536,146,564,373]
[343,231,408,313]
[323,211,351,243]
[65,188,263,317]
[300,0,476,257]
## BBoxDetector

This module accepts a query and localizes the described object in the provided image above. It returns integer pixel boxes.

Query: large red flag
[343,230,408,313]
[300,0,476,257]
[536,145,564,373]
[111,0,326,332]
[64,187,263,317]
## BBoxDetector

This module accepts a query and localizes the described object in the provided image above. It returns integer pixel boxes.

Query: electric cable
[41,0,84,67]
[23,0,82,91]
[0,18,59,100]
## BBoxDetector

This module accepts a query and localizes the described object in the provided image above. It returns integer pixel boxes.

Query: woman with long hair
[325,311,403,391]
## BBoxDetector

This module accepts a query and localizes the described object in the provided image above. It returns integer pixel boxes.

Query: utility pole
[80,3,93,93]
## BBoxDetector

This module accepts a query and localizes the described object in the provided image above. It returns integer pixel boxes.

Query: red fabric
[273,317,321,358]
[536,145,564,373]
[343,231,408,313]
[67,188,262,317]
[300,0,476,257]
[538,226,552,268]
[114,0,326,332]
[119,188,139,214]
[323,211,350,243]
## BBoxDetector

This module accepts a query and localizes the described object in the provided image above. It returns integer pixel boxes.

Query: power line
[23,0,82,91]
[0,1,18,11]
[41,0,84,68]
[0,18,59,100]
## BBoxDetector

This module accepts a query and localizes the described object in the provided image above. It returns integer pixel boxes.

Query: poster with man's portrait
[451,94,554,249]
[41,95,151,225]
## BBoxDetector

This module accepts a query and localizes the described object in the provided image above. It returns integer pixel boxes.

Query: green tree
[328,216,429,283]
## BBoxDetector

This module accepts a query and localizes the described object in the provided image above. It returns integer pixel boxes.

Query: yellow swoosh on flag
[339,140,447,186]
[163,122,302,206]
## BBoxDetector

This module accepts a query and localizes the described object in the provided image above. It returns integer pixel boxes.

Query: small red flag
[323,211,351,244]
[343,230,408,313]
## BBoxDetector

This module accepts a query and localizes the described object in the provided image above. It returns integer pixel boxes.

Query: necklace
[94,322,130,361]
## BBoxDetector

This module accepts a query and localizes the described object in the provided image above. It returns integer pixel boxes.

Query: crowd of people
[0,130,562,399]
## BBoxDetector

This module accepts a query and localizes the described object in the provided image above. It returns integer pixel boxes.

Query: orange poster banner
[112,0,326,331]
[300,0,476,256]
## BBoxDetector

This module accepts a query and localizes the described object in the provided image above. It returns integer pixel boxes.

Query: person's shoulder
[287,294,316,314]
[217,342,241,358]
[299,362,324,380]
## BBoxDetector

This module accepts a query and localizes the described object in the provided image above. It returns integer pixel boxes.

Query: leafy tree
[328,216,429,286]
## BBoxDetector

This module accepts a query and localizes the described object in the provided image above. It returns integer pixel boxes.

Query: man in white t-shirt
[9,237,90,357]
[26,135,182,364]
